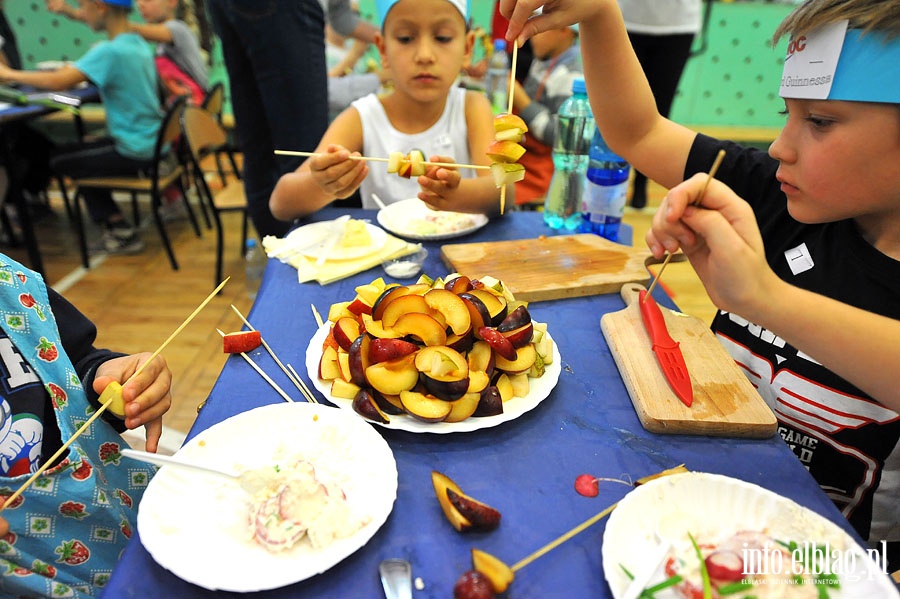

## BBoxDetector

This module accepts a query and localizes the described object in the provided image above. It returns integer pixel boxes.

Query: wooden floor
[2,176,715,444]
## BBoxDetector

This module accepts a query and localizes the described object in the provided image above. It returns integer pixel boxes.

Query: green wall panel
[671,1,792,128]
[6,1,105,67]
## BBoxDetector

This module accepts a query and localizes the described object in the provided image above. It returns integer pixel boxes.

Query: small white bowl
[382,247,428,279]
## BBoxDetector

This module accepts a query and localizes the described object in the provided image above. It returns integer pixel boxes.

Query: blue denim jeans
[207,0,328,238]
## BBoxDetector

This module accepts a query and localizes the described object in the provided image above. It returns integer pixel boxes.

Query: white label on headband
[780,19,847,100]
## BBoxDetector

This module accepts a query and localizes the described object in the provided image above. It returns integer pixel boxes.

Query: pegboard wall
[5,1,105,66]
[670,1,792,128]
[7,1,793,130]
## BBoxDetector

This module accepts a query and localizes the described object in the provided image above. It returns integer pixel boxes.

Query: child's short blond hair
[774,0,900,43]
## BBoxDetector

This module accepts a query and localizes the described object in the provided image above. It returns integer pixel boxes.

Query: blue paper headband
[376,0,469,28]
[780,22,900,104]
[101,0,132,7]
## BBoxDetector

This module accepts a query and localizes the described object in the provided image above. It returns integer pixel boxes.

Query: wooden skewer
[511,502,618,572]
[286,364,318,405]
[217,328,294,402]
[498,41,519,216]
[274,150,489,172]
[229,305,317,404]
[644,149,726,301]
[311,304,324,328]
[0,277,231,513]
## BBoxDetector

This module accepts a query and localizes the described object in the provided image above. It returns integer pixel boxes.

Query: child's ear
[375,32,389,70]
[464,30,475,63]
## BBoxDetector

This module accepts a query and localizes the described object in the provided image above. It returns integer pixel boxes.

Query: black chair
[180,104,249,285]
[60,96,201,269]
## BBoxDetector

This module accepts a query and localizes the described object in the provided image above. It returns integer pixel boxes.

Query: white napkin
[262,229,421,285]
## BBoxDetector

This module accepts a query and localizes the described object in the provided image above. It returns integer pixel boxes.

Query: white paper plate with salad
[602,472,898,599]
[376,198,488,241]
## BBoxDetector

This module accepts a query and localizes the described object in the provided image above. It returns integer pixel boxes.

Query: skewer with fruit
[316,273,554,426]
[436,465,689,599]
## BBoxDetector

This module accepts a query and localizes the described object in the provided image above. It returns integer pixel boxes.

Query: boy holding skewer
[270,0,509,219]
[0,253,172,596]
[502,0,900,570]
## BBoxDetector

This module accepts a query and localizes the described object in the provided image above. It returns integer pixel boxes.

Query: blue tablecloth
[102,209,858,598]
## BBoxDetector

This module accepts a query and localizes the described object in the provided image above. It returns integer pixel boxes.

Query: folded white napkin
[262,228,421,285]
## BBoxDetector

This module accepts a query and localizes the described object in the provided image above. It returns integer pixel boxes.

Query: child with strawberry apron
[0,256,155,597]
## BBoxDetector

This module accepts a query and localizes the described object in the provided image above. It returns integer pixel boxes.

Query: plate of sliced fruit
[377,198,489,241]
[304,274,561,433]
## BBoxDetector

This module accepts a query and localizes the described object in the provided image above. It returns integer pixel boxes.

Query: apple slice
[494,113,528,142]
[223,330,262,354]
[99,381,126,418]
[327,301,354,322]
[387,151,404,174]
[352,389,390,424]
[486,140,526,163]
[431,471,472,532]
[331,317,361,352]
[399,389,453,422]
[447,488,501,531]
[318,345,341,380]
[494,373,514,402]
[471,548,514,593]
[330,378,361,400]
[490,162,525,187]
[508,372,530,398]
[409,149,426,177]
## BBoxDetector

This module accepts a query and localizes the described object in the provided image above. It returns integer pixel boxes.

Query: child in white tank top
[270,0,508,220]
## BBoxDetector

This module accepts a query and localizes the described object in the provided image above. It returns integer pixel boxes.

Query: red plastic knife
[638,289,693,407]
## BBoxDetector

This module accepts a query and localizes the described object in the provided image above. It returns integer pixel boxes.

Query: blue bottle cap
[494,39,507,52]
[572,78,586,95]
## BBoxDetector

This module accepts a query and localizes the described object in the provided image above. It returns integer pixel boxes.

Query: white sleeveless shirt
[352,87,473,208]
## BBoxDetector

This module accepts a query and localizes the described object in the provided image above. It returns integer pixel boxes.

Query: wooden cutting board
[601,283,777,438]
[441,234,663,302]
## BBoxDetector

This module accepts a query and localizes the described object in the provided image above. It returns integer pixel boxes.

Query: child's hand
[45,0,66,13]
[93,353,172,453]
[309,144,368,200]
[647,174,775,315]
[417,155,462,210]
[501,0,600,44]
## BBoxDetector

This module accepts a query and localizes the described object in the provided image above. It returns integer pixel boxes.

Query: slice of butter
[339,220,372,248]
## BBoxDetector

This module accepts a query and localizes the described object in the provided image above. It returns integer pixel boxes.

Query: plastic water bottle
[543,78,594,230]
[579,127,630,241]
[244,238,266,299]
[486,39,509,115]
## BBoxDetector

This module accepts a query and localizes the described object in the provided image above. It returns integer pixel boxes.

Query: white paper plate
[305,322,561,433]
[138,402,397,592]
[283,220,387,261]
[376,198,489,241]
[603,472,898,599]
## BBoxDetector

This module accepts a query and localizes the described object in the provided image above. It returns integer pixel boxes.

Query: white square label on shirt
[785,243,815,275]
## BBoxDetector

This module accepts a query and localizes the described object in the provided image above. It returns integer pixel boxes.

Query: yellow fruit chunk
[99,381,126,419]
[471,548,514,593]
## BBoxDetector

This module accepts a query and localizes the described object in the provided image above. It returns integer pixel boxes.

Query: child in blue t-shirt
[0,0,161,254]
